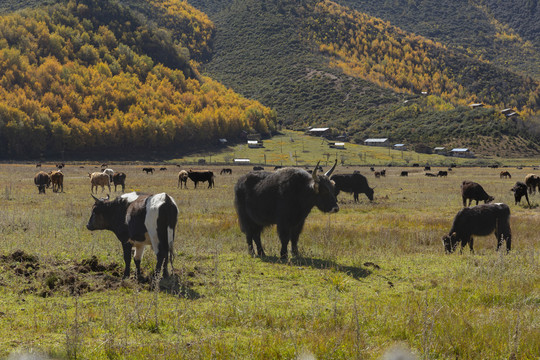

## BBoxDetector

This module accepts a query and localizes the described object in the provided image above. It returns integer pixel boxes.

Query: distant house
[247,133,261,141]
[308,127,330,137]
[234,158,250,164]
[394,144,406,151]
[247,140,264,148]
[501,108,518,117]
[364,138,389,147]
[329,142,345,149]
[434,147,446,155]
[451,148,475,158]
[469,103,484,109]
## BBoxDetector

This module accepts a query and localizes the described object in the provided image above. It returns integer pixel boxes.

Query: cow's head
[312,160,339,213]
[442,232,458,253]
[86,194,111,231]
[365,186,375,201]
[486,196,495,204]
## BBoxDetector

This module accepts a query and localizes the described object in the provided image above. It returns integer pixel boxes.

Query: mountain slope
[335,0,540,80]
[189,0,540,155]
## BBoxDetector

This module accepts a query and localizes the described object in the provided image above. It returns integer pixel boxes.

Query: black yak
[511,181,530,206]
[442,203,511,253]
[331,172,374,202]
[234,161,338,259]
[461,180,494,207]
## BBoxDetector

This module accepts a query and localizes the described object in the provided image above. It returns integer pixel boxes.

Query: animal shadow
[262,256,372,280]
[158,273,201,299]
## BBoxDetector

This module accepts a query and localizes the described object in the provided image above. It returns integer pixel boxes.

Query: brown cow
[524,174,540,194]
[499,171,511,179]
[89,172,111,193]
[49,170,64,193]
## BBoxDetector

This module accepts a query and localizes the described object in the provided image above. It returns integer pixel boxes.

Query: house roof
[451,148,469,152]
[364,138,388,142]
[434,147,445,150]
[309,127,329,132]
[394,144,405,147]
[234,158,250,162]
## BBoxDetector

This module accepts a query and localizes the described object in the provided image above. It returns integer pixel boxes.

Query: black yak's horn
[325,159,337,177]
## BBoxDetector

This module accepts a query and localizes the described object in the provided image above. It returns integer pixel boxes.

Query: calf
[511,181,530,206]
[34,171,51,194]
[461,180,494,207]
[89,172,111,193]
[112,172,126,192]
[425,172,437,177]
[142,167,155,174]
[442,203,511,253]
[437,170,448,177]
[400,171,408,177]
[177,170,188,189]
[49,170,64,193]
[220,168,232,175]
[86,192,178,281]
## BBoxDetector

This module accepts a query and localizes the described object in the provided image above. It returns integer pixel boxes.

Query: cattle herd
[28,162,536,284]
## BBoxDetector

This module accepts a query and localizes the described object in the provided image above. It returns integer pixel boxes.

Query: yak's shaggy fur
[442,203,511,253]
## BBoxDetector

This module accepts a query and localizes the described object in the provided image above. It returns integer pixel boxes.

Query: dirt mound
[0,251,199,298]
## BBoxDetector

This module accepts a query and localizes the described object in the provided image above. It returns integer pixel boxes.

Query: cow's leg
[277,224,291,259]
[290,221,305,258]
[468,237,474,254]
[155,219,170,278]
[133,242,146,281]
[354,192,359,202]
[121,241,133,279]
[525,193,530,206]
[108,183,111,192]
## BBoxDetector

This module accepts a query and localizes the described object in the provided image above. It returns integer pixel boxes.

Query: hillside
[0,0,276,159]
[189,0,540,155]
[336,0,540,80]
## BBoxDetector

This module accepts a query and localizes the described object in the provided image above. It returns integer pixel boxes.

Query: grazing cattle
[112,172,126,192]
[488,164,499,169]
[101,163,108,168]
[374,171,381,178]
[331,171,374,202]
[380,169,386,177]
[49,170,64,193]
[425,172,437,177]
[36,163,41,168]
[89,172,111,193]
[102,168,114,181]
[220,168,232,175]
[253,166,264,171]
[34,171,51,194]
[56,163,65,169]
[188,169,214,188]
[424,166,431,171]
[177,170,188,189]
[437,170,448,177]
[461,180,494,207]
[375,169,386,178]
[234,161,338,259]
[274,166,283,170]
[160,167,167,171]
[524,174,540,194]
[442,203,511,253]
[500,171,511,179]
[142,167,155,174]
[400,171,408,177]
[86,192,178,281]
[370,167,375,172]
[511,181,530,206]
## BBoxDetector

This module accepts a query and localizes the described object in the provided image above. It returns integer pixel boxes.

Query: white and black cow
[86,192,178,282]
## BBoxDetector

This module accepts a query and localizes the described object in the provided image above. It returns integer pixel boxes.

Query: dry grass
[0,163,538,359]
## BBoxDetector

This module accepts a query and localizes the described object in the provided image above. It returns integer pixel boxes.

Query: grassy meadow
[0,162,539,359]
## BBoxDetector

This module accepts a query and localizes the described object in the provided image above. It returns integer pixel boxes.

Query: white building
[364,138,389,147]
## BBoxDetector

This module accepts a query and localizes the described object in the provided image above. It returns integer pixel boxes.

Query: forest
[0,0,276,158]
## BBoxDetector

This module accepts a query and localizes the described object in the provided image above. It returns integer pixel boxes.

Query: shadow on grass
[261,256,372,280]
[158,273,202,299]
